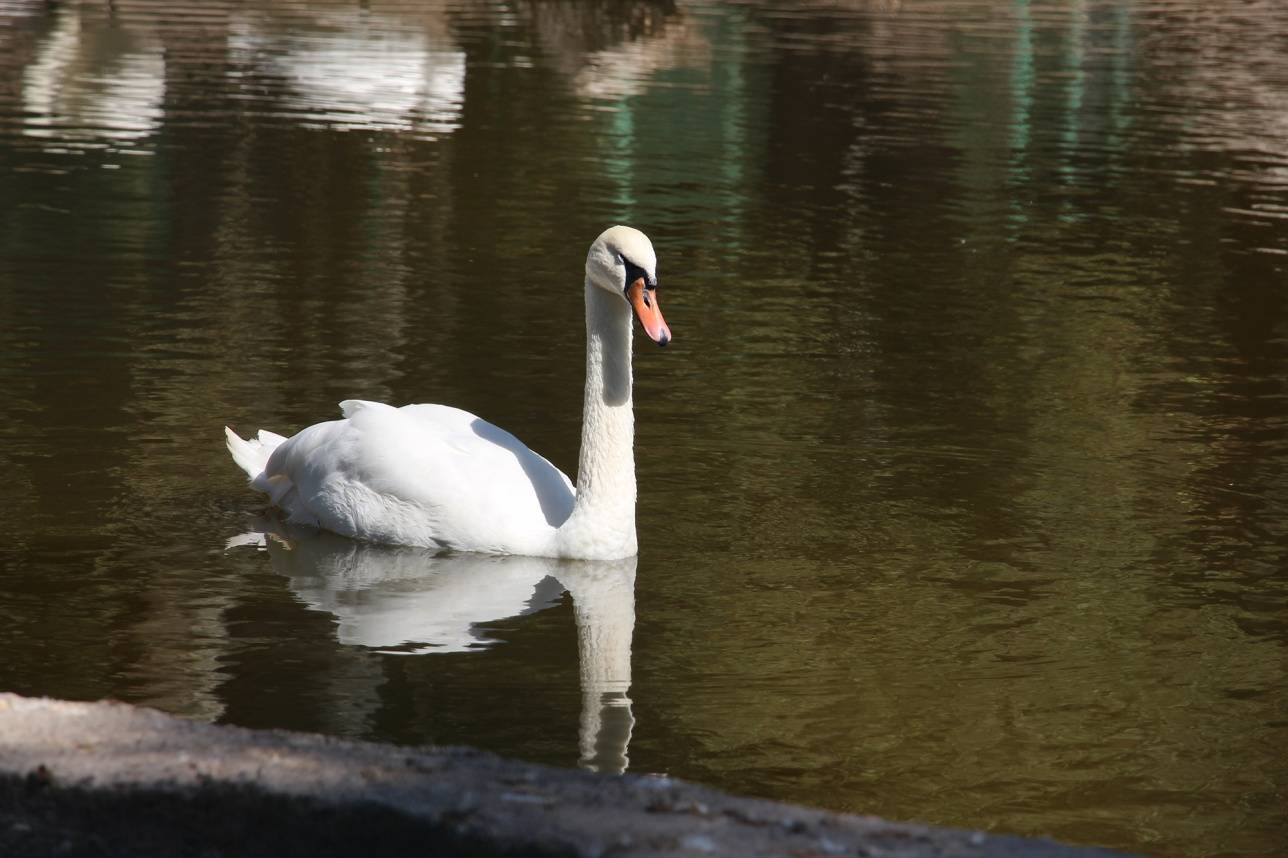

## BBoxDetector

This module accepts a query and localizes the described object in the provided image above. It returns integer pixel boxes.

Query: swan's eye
[622,259,650,291]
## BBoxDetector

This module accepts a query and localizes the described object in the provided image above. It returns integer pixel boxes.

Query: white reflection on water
[572,15,708,101]
[21,5,164,146]
[230,523,636,773]
[243,529,563,654]
[227,8,464,136]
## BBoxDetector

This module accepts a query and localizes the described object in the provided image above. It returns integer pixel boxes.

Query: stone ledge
[0,694,1136,857]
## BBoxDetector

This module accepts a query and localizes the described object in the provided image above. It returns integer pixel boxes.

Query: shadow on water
[231,518,637,775]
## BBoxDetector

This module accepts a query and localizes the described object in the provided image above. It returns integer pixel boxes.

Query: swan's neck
[557,282,637,559]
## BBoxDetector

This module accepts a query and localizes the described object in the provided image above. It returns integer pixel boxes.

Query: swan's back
[248,400,574,554]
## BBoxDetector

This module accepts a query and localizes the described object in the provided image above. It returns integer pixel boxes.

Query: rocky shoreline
[0,694,1135,858]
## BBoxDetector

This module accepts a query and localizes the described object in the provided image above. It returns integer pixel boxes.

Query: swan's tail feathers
[256,429,288,447]
[226,427,298,511]
[226,426,272,478]
[225,425,289,485]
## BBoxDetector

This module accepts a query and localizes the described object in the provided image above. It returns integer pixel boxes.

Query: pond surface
[2,1,1287,855]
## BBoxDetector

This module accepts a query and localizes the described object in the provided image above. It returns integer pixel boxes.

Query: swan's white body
[227,400,576,555]
[225,226,669,560]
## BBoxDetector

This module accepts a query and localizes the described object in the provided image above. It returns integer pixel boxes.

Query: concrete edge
[0,694,1140,857]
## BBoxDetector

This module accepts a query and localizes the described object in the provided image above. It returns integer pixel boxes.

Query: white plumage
[225,226,670,560]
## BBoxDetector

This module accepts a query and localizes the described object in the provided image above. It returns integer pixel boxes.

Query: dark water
[2,1,1287,854]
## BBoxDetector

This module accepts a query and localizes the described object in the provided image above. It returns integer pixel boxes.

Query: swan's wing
[338,399,374,419]
[263,401,575,552]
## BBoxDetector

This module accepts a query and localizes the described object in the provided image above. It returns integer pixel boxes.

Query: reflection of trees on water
[626,4,1288,845]
[686,0,1288,575]
[0,3,1286,850]
[19,3,164,145]
[227,3,465,137]
[7,0,700,146]
[509,0,706,100]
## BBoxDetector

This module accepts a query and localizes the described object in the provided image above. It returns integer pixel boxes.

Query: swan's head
[586,225,671,346]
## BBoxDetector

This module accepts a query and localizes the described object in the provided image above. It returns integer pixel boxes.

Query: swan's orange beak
[628,277,671,346]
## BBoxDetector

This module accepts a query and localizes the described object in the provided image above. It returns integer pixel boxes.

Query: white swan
[225,226,670,560]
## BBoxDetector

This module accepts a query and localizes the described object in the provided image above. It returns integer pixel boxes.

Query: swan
[225,225,670,560]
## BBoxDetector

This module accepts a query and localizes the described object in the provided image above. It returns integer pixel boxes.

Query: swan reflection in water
[230,522,636,774]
